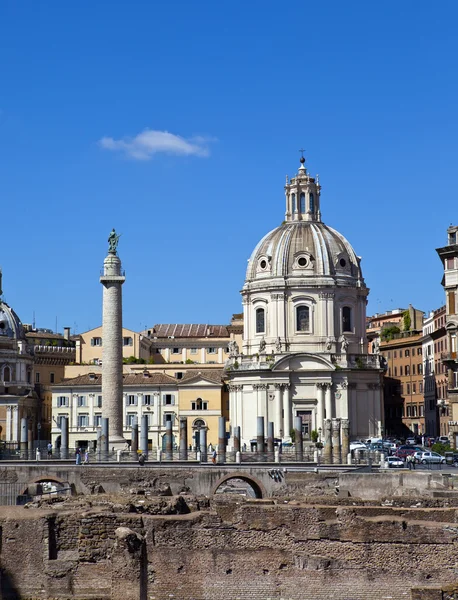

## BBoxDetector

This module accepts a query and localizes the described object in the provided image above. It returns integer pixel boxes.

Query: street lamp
[37,422,41,450]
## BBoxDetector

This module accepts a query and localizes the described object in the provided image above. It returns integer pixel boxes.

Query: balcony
[33,345,75,355]
[441,351,457,365]
[224,352,384,372]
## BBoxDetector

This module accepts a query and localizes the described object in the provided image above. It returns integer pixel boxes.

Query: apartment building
[144,323,231,365]
[25,326,76,440]
[437,225,458,446]
[74,326,152,365]
[380,331,424,437]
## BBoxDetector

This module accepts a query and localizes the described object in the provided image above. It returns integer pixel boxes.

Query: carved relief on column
[332,418,341,464]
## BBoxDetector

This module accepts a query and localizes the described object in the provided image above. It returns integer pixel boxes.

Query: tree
[381,326,401,342]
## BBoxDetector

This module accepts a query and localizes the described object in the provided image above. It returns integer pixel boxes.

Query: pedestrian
[47,442,52,458]
[211,449,217,464]
[75,448,82,465]
[242,442,247,452]
[138,453,145,466]
[83,449,89,464]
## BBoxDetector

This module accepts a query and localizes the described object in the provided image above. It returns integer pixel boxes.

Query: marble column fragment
[341,418,350,464]
[179,417,188,460]
[323,419,332,464]
[332,418,341,464]
[294,416,303,461]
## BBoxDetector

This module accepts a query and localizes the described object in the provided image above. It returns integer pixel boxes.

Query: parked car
[386,456,404,469]
[406,437,416,445]
[437,436,450,445]
[416,451,445,464]
[350,442,367,452]
[394,446,418,460]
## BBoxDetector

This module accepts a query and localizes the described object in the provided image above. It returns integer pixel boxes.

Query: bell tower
[284,155,321,223]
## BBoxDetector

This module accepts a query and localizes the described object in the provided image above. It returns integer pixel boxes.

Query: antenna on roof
[33,310,36,329]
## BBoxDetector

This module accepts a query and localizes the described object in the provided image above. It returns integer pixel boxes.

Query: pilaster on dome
[284,155,322,223]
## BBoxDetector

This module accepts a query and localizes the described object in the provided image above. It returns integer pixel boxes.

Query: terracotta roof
[26,331,66,340]
[56,372,177,387]
[145,324,229,338]
[179,369,224,385]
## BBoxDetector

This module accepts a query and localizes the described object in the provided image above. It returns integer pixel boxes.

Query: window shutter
[134,395,138,406]
[162,396,166,406]
[163,414,166,426]
[171,394,175,405]
[91,338,94,346]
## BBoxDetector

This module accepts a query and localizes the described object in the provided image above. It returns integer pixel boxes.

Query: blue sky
[1,0,457,333]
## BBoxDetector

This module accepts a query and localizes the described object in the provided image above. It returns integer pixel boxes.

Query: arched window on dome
[3,366,11,382]
[342,307,352,332]
[300,192,306,213]
[291,193,296,213]
[309,193,314,212]
[256,308,265,334]
[296,305,310,332]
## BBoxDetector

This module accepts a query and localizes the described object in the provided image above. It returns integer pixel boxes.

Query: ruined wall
[1,494,458,600]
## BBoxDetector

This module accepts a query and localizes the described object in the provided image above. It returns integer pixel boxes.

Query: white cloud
[98,129,213,160]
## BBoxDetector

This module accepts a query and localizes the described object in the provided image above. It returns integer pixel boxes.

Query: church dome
[0,302,24,340]
[245,160,364,287]
[246,220,363,283]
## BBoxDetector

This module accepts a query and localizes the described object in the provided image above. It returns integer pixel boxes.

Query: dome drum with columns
[225,158,384,447]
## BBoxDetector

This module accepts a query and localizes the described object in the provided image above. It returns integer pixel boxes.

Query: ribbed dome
[246,221,363,283]
[0,302,24,340]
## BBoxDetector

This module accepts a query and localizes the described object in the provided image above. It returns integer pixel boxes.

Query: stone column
[101,417,109,457]
[316,384,325,432]
[140,415,148,455]
[100,249,126,449]
[6,406,12,442]
[233,426,241,453]
[131,417,139,454]
[325,383,333,420]
[235,385,243,437]
[218,416,226,464]
[111,527,146,600]
[165,420,173,460]
[12,406,18,444]
[294,415,303,461]
[332,418,341,464]
[256,416,265,455]
[20,417,28,458]
[179,417,188,460]
[341,419,350,464]
[61,416,69,460]
[199,427,207,462]
[274,384,283,438]
[323,418,332,463]
[283,384,292,439]
[267,421,274,457]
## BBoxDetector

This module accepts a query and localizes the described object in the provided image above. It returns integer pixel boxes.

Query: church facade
[0,270,37,442]
[225,159,384,447]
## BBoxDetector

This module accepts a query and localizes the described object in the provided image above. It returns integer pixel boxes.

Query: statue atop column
[108,229,121,255]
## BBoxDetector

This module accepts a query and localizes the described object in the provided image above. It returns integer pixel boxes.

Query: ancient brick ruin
[1,469,458,599]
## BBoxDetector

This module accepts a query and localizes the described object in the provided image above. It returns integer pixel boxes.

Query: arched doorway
[212,475,265,499]
[192,418,207,449]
